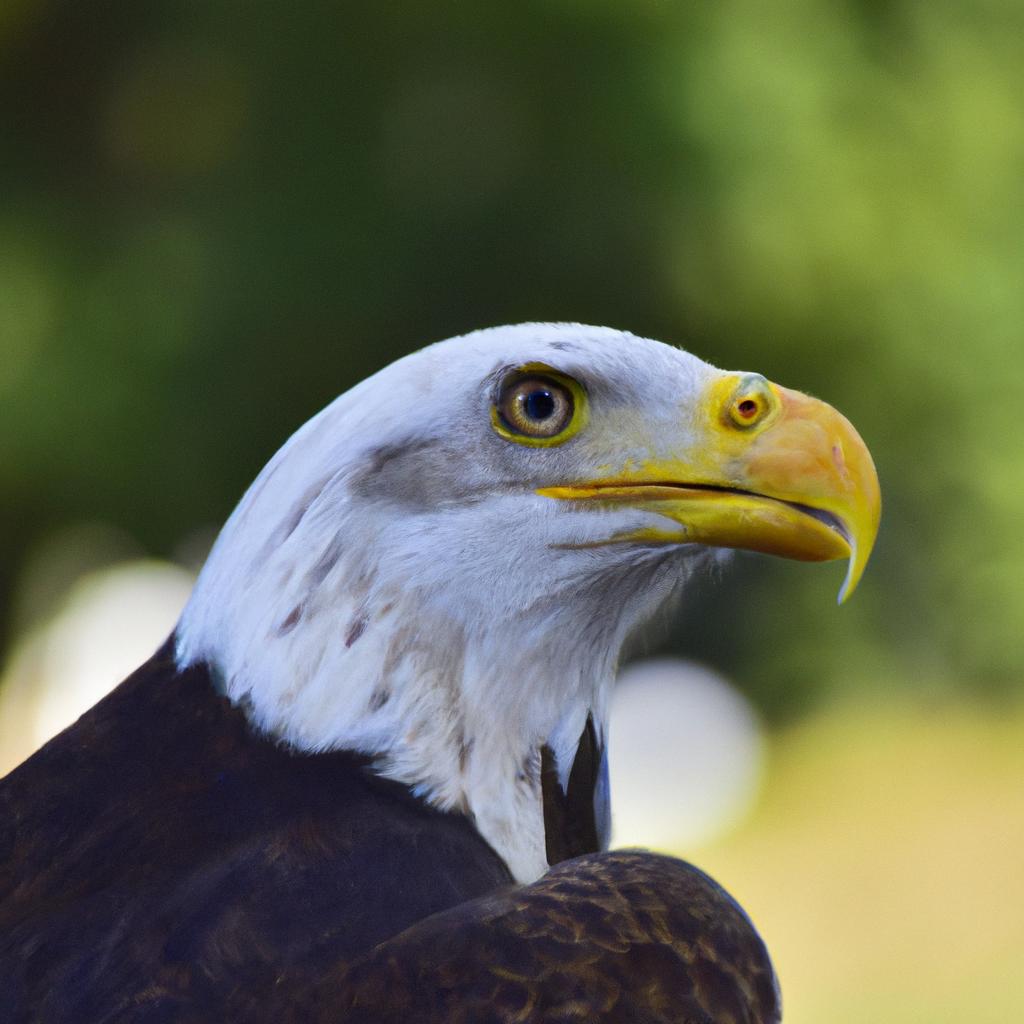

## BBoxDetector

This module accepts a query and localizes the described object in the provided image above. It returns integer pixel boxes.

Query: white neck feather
[176,485,686,881]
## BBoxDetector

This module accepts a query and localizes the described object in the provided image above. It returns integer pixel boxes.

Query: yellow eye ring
[491,365,587,446]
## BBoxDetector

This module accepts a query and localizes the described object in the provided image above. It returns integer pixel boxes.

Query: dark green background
[3,1,1022,717]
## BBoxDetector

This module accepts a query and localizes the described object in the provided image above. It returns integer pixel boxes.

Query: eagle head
[176,323,880,881]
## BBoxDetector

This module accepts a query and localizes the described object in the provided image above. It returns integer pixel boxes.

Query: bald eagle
[0,324,879,1023]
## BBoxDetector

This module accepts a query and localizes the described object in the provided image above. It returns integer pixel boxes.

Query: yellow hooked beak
[539,372,881,603]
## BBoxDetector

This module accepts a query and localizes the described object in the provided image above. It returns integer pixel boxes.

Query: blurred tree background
[3,0,1022,713]
[2,2,1022,1020]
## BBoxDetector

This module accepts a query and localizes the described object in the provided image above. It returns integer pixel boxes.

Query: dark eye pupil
[523,388,555,421]
[738,399,758,417]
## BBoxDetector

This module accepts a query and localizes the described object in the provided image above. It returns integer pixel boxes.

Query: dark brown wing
[240,850,781,1024]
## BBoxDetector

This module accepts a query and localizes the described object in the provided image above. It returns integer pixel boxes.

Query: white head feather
[176,323,726,881]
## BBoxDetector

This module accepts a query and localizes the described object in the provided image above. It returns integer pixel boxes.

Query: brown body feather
[267,851,781,1024]
[0,641,780,1023]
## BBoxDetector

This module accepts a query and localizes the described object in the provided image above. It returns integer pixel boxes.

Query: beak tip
[837,543,869,605]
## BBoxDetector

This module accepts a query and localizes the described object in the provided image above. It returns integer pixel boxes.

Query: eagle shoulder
[249,850,781,1024]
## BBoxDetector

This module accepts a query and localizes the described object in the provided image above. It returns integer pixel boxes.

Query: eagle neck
[177,567,627,883]
[175,480,689,883]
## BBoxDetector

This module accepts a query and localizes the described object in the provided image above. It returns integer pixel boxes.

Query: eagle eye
[725,374,777,431]
[491,368,586,446]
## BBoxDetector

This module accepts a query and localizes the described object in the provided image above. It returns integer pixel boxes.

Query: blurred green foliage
[1,0,1022,716]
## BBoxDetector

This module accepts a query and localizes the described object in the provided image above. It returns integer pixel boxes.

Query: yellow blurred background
[2,2,1022,1019]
